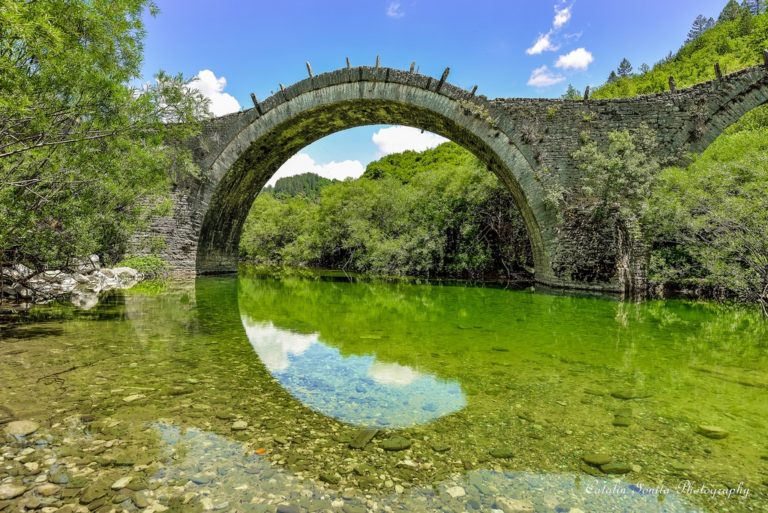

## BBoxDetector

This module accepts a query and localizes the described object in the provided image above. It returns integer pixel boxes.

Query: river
[0,268,766,512]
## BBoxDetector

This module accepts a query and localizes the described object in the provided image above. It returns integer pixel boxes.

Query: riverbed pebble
[4,420,39,437]
[231,420,248,431]
[695,425,728,439]
[495,497,535,513]
[0,483,26,500]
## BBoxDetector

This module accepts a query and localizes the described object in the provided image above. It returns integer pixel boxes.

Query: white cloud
[267,153,365,186]
[242,319,315,372]
[368,362,422,387]
[553,6,571,29]
[188,69,240,116]
[371,126,447,156]
[526,3,573,55]
[555,47,594,71]
[527,66,565,87]
[526,32,558,55]
[386,2,404,18]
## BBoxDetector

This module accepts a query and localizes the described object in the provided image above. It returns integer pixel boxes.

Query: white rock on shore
[0,255,144,309]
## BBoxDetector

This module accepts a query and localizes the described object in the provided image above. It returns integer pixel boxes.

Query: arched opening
[192,70,560,284]
[238,126,534,280]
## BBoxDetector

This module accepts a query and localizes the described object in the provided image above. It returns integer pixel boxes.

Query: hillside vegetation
[240,143,533,279]
[591,2,768,306]
[592,3,768,99]
[262,173,337,198]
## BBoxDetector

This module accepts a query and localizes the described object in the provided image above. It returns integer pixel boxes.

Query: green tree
[686,14,713,42]
[265,172,337,198]
[592,9,768,99]
[738,4,755,34]
[561,84,582,100]
[719,0,744,21]
[0,0,207,285]
[617,58,633,77]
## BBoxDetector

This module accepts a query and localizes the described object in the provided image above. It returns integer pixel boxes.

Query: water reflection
[241,318,466,427]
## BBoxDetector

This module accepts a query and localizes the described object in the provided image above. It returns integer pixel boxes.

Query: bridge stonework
[133,64,768,294]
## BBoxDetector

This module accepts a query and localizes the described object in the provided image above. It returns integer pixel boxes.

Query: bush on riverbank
[116,255,171,279]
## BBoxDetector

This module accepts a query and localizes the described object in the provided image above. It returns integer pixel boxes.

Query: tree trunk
[616,215,649,300]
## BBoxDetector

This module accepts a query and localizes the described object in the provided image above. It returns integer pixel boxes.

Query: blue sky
[141,0,729,183]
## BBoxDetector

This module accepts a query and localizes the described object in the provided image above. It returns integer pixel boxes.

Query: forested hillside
[262,173,337,198]
[240,143,533,279]
[593,0,768,98]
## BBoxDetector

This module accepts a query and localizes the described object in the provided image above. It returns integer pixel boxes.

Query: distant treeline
[262,173,338,198]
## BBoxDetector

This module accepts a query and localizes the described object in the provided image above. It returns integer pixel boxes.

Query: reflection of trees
[236,271,768,397]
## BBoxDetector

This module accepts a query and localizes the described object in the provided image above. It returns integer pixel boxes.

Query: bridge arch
[687,66,768,153]
[192,67,562,286]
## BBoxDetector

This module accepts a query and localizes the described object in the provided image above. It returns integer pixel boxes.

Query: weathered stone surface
[1,259,144,308]
[130,64,768,295]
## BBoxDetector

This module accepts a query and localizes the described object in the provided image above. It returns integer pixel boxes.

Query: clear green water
[0,269,766,513]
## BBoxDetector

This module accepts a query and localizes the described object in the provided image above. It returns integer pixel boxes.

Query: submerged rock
[79,480,110,504]
[380,436,412,451]
[600,462,632,474]
[488,447,515,459]
[582,453,612,466]
[319,472,340,484]
[610,390,652,400]
[696,425,729,439]
[613,415,632,427]
[35,483,61,497]
[111,476,133,490]
[349,428,378,449]
[0,483,26,500]
[430,443,451,453]
[132,491,150,508]
[4,420,39,437]
[495,497,535,513]
[231,420,248,431]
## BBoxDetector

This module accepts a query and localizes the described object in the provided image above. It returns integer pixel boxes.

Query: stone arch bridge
[134,62,768,294]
